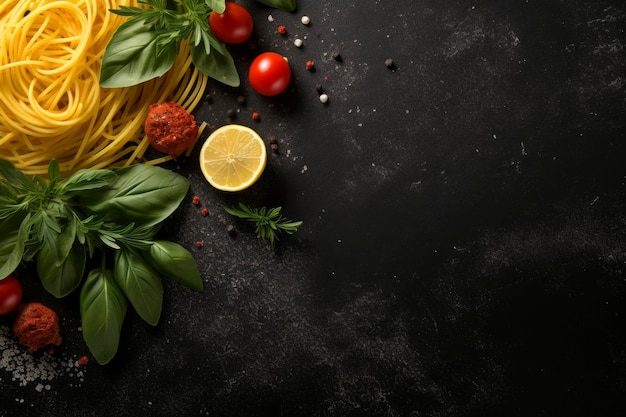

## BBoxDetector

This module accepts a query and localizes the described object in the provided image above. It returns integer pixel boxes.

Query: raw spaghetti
[0,0,208,176]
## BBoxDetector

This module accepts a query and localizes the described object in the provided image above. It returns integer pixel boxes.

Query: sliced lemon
[199,124,267,192]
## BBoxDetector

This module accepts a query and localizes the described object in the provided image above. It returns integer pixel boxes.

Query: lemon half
[199,124,267,192]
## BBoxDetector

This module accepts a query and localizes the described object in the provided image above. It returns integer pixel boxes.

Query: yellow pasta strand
[0,0,209,176]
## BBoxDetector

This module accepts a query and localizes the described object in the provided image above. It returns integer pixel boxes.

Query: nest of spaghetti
[0,0,208,176]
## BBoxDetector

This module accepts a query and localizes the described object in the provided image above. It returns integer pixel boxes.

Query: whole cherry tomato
[248,52,291,96]
[0,275,23,315]
[209,2,254,44]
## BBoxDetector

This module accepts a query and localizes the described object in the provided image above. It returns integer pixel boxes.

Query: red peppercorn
[306,60,315,70]
[195,241,203,248]
[252,111,260,121]
[201,208,209,216]
[277,25,287,35]
[192,195,200,205]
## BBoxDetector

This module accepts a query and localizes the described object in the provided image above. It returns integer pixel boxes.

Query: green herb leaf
[47,159,60,184]
[0,159,37,193]
[99,18,179,88]
[225,203,302,249]
[0,212,30,279]
[80,268,127,365]
[191,37,240,87]
[114,248,163,326]
[256,0,297,12]
[205,0,225,13]
[58,168,116,195]
[145,240,203,291]
[79,164,189,227]
[37,239,85,298]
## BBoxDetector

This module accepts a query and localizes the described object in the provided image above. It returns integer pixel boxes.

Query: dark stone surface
[2,0,626,416]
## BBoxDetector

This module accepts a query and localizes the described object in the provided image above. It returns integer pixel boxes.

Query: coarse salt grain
[0,325,87,390]
[319,93,329,104]
[294,38,303,48]
[301,15,310,25]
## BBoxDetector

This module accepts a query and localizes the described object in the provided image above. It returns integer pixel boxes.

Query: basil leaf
[205,0,225,13]
[256,0,296,12]
[79,164,189,227]
[80,269,127,365]
[99,19,179,88]
[114,248,163,326]
[0,159,37,193]
[0,212,30,279]
[0,180,17,202]
[59,168,116,195]
[145,240,203,291]
[191,38,240,87]
[47,159,60,183]
[37,239,85,298]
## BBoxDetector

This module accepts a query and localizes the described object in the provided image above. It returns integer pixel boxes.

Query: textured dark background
[2,0,626,416]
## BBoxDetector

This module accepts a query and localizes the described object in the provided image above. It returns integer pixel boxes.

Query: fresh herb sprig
[100,0,297,88]
[225,203,302,248]
[0,159,203,365]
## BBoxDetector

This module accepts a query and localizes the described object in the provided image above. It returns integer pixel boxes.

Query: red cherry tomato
[248,52,291,96]
[0,275,23,315]
[209,2,254,44]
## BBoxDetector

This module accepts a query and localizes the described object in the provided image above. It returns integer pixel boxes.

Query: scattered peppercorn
[192,195,200,205]
[384,58,396,70]
[315,84,324,94]
[237,95,246,105]
[76,356,89,366]
[252,111,260,121]
[306,60,315,71]
[277,25,287,35]
[268,136,279,153]
[227,224,237,236]
[226,108,237,118]
[331,51,342,62]
[201,208,209,216]
[195,241,203,248]
[204,94,212,103]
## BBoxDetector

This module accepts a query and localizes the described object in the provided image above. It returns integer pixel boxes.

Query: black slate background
[2,0,626,416]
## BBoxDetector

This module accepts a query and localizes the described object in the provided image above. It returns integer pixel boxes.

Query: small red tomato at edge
[0,275,23,315]
[248,52,292,96]
[209,2,254,44]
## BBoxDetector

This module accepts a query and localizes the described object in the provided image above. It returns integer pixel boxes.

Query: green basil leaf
[37,239,85,298]
[205,0,225,13]
[47,159,60,183]
[191,38,240,87]
[0,211,30,279]
[99,19,179,88]
[80,269,127,365]
[0,202,22,221]
[59,168,116,195]
[0,159,37,193]
[145,240,203,291]
[256,0,296,12]
[114,248,163,326]
[0,180,17,202]
[79,164,189,227]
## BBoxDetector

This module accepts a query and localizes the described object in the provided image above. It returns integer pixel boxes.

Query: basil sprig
[0,160,203,365]
[100,0,297,88]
